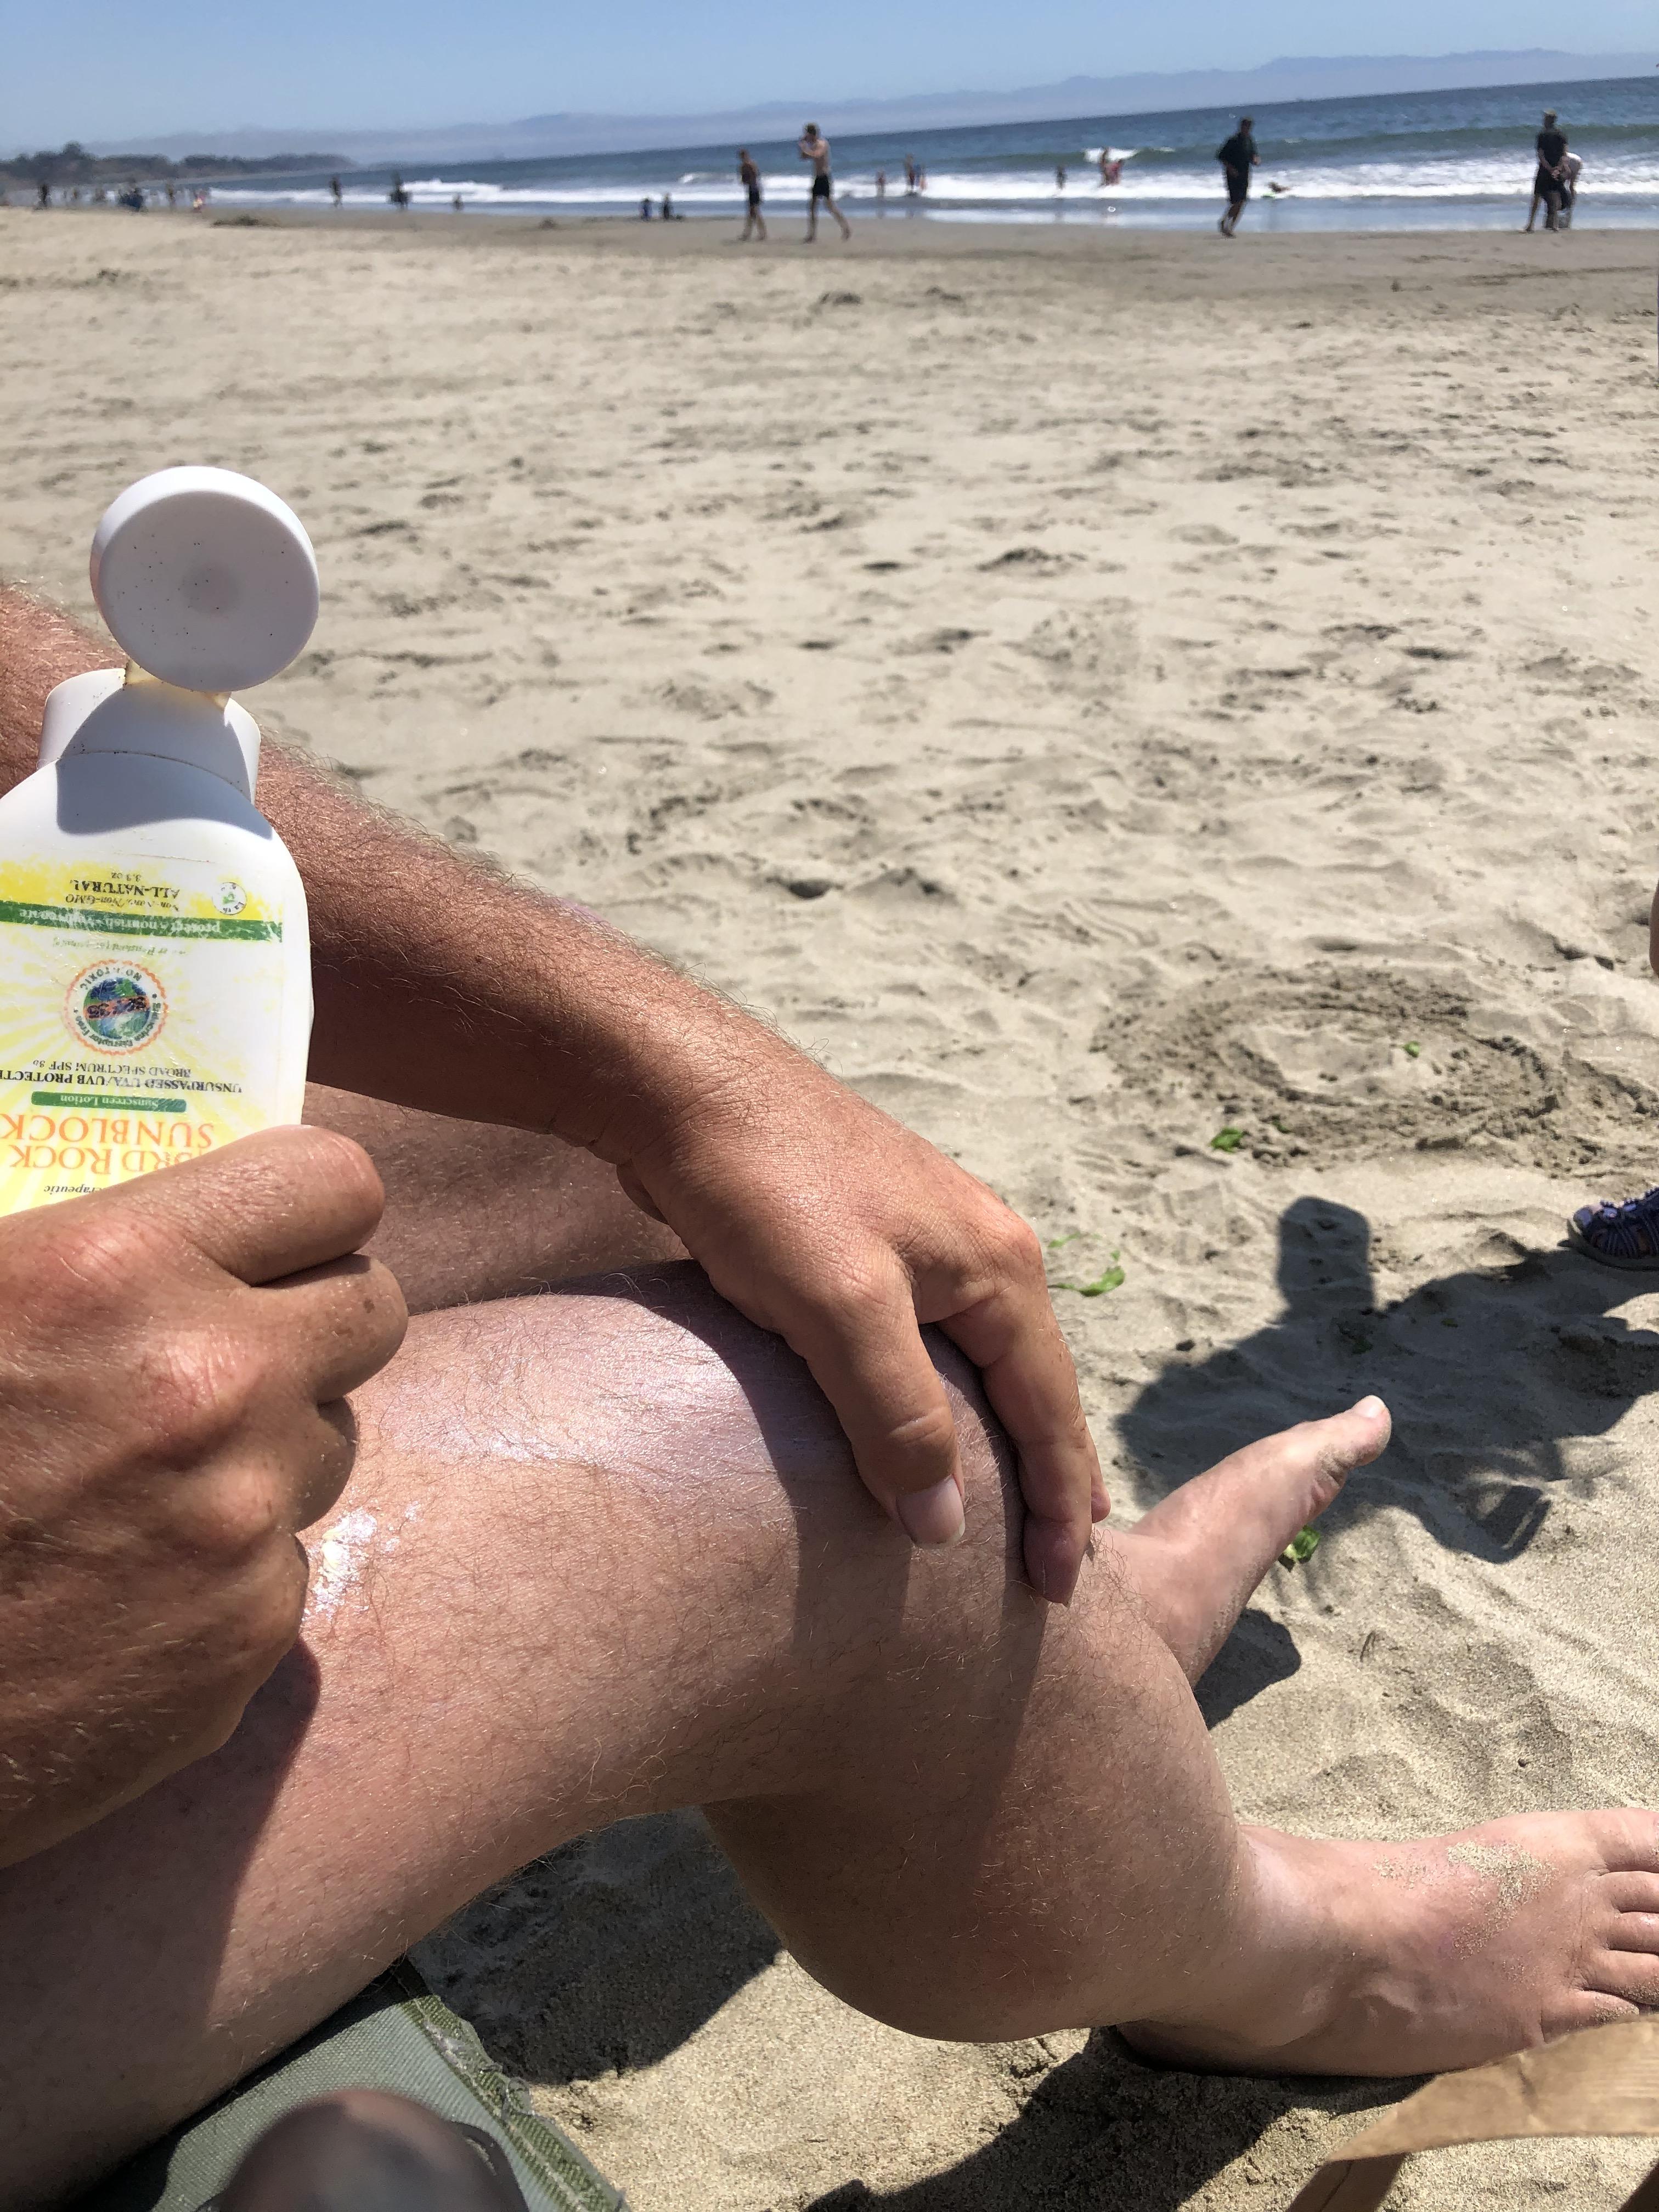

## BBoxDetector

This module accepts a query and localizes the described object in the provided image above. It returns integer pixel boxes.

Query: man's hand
[612,1032,1107,1600]
[0,1127,407,1867]
[0,591,1102,1610]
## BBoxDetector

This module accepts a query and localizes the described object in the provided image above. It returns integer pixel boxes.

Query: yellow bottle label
[0,856,289,1212]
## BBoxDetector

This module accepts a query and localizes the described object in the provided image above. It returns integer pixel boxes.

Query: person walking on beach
[1526,110,1568,232]
[738,148,766,240]
[904,154,917,193]
[1217,116,1259,235]
[798,122,850,242]
[330,175,343,207]
[1056,162,1067,191]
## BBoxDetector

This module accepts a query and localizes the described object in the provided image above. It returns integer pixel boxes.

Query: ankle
[1125,1830,1361,2053]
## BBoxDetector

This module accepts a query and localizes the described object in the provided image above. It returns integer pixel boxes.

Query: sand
[3,204,1658,2210]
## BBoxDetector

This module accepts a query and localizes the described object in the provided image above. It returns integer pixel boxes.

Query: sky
[8,0,1659,146]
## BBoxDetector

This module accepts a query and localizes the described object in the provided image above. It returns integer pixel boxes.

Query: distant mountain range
[89,49,1659,168]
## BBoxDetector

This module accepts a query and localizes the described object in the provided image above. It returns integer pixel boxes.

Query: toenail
[1354,1396,1386,1420]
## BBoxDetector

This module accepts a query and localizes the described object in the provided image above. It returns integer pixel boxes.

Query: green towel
[74,1959,622,2212]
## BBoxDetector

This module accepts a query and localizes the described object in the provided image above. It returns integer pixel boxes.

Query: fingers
[941,1267,1100,1606]
[780,1260,967,1547]
[256,1252,410,1404]
[116,1125,388,1286]
[292,1399,362,1531]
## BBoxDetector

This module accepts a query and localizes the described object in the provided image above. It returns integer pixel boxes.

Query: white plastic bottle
[0,467,318,1213]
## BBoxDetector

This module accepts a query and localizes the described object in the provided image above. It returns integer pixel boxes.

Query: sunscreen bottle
[0,467,318,1214]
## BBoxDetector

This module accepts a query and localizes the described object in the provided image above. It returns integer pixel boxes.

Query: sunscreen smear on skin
[0,469,317,1213]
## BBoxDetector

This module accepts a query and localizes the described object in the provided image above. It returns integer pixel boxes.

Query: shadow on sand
[1118,1193,1659,1564]
[802,2036,1402,2212]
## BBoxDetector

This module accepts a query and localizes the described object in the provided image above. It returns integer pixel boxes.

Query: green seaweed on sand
[1280,1526,1321,1566]
[1210,1126,1245,1153]
[1051,1241,1125,1297]
[1047,1232,1081,1250]
[1403,1041,1422,1059]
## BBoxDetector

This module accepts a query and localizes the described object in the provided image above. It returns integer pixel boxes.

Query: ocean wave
[208,139,1659,215]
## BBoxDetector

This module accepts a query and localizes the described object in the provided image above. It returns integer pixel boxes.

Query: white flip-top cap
[89,466,319,692]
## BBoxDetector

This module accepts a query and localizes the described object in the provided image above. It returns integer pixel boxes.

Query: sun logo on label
[66,961,167,1053]
[215,879,248,916]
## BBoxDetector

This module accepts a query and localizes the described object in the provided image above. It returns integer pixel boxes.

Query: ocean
[213,72,1659,231]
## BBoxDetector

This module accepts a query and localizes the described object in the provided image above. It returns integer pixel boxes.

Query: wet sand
[3,205,1658,2210]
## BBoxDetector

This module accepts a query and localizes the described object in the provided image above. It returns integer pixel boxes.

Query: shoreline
[10,200,1657,270]
[22,198,1659,239]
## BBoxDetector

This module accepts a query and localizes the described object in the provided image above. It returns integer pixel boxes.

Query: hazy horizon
[33,47,1659,168]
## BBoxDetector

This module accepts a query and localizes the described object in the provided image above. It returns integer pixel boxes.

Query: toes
[1590,1811,1659,1876]
[1560,1988,1643,2031]
[1590,1948,1659,2007]
[1605,1911,1659,1958]
[1302,1395,1392,1497]
[1242,1396,1392,1519]
[1600,1869,1659,1916]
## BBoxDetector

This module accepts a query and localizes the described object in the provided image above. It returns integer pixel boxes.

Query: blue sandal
[1568,1187,1659,1269]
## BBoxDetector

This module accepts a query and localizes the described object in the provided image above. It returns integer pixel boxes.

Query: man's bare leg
[302,1083,685,1310]
[1,1273,1656,2204]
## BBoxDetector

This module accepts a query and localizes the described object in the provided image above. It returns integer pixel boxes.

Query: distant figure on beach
[389,173,410,211]
[1560,147,1584,221]
[330,175,343,207]
[164,182,176,208]
[738,149,766,240]
[1216,115,1259,236]
[662,191,675,220]
[1056,162,1067,191]
[451,194,464,213]
[798,122,851,242]
[36,180,50,208]
[1099,151,1122,187]
[915,161,927,191]
[639,195,652,218]
[904,154,917,193]
[875,167,887,200]
[191,188,207,210]
[1526,110,1568,232]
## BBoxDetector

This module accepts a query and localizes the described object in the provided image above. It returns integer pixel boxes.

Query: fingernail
[1354,1396,1386,1420]
[896,1476,966,1549]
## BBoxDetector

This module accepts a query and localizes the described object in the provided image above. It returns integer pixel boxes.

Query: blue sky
[9,0,1658,145]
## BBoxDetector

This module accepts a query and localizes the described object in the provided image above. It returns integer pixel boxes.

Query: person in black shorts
[1216,116,1259,236]
[1526,110,1568,232]
[738,148,766,241]
[798,122,851,242]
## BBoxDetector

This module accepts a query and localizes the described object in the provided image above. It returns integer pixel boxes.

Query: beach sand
[3,205,1658,2209]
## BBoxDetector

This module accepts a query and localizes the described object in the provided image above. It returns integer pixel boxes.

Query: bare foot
[1124,1808,1659,2075]
[1113,1398,1390,1681]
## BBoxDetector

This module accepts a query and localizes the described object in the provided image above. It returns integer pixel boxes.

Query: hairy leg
[302,1083,685,1311]
[0,1274,1653,2204]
